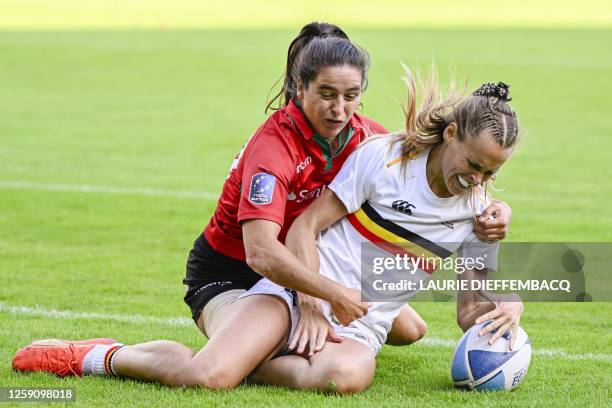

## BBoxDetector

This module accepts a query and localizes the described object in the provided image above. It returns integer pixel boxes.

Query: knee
[192,364,242,390]
[390,316,428,346]
[325,360,373,395]
[408,318,427,343]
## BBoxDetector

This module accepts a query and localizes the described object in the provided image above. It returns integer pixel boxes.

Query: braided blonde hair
[391,65,519,215]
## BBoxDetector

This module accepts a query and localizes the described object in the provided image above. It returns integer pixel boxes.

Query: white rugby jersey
[317,136,498,346]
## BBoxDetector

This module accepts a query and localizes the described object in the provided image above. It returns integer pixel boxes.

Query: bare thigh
[114,294,290,389]
[195,289,246,337]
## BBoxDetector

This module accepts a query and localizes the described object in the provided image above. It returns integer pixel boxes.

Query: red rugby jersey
[204,99,388,260]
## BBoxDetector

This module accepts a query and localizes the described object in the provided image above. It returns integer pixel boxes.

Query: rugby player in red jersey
[12,22,511,390]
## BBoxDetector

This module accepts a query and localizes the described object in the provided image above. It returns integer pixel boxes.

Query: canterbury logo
[391,200,415,215]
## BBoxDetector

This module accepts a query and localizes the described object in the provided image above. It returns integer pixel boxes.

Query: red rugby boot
[12,338,117,377]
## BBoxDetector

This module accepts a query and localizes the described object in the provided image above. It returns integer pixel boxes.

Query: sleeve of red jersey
[237,123,295,228]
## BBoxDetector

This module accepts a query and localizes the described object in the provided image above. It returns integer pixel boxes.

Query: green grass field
[2,0,612,29]
[1,25,611,407]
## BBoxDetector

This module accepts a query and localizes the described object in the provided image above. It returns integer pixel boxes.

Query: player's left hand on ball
[475,301,524,351]
[474,200,512,242]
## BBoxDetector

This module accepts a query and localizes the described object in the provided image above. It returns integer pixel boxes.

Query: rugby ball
[451,321,531,391]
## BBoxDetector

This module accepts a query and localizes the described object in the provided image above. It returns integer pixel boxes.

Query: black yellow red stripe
[104,345,122,376]
[347,201,453,274]
[361,202,452,258]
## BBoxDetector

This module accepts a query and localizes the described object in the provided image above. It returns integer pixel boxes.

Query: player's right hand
[288,298,343,357]
[476,299,524,350]
[330,287,370,326]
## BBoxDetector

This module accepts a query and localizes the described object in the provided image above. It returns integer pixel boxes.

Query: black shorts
[183,234,262,322]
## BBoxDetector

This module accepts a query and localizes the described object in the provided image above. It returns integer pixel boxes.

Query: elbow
[245,242,274,278]
[286,218,314,244]
[456,314,470,333]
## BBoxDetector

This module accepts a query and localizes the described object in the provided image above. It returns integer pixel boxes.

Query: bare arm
[283,190,354,353]
[242,202,368,325]
[242,219,341,302]
[456,268,495,332]
[285,189,349,306]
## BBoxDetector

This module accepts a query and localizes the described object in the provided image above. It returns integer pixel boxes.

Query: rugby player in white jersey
[242,74,525,394]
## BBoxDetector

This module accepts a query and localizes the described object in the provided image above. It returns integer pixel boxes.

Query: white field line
[0,181,218,200]
[1,303,610,363]
[0,303,193,327]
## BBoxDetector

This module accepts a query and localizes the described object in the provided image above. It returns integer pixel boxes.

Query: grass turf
[0,29,611,406]
[1,1,611,29]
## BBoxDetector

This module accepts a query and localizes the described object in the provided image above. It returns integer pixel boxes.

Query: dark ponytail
[265,22,369,113]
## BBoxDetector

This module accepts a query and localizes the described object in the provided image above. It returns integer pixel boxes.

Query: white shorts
[238,278,382,354]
